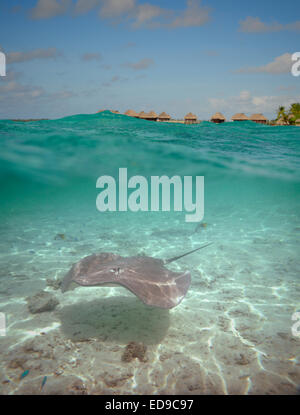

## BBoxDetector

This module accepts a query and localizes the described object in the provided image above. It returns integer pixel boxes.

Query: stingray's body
[61,243,212,309]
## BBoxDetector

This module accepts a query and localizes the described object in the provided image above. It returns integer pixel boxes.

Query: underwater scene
[0,111,299,395]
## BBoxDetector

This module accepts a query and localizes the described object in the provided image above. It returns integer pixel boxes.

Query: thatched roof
[249,113,267,121]
[147,111,158,119]
[137,111,158,119]
[138,111,148,118]
[125,109,139,117]
[184,112,197,120]
[231,113,248,121]
[158,111,171,120]
[211,112,226,121]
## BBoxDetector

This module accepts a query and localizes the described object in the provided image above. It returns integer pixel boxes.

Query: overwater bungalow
[138,111,148,119]
[211,112,226,123]
[249,113,268,124]
[231,113,249,121]
[137,111,158,121]
[125,109,139,118]
[157,112,171,122]
[138,111,158,121]
[147,111,158,121]
[184,112,197,124]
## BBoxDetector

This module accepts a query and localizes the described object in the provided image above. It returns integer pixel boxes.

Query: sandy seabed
[0,205,299,395]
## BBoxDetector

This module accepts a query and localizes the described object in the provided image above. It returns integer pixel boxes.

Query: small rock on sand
[26,290,59,314]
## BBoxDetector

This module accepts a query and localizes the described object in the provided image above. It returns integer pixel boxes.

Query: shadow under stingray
[58,295,170,345]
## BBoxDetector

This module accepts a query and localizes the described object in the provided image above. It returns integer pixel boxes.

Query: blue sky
[0,0,300,119]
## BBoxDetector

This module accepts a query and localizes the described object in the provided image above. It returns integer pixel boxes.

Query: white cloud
[74,0,100,15]
[29,0,211,29]
[132,3,168,28]
[239,90,251,100]
[239,16,300,33]
[130,0,210,29]
[0,77,46,102]
[31,0,71,19]
[7,48,61,64]
[102,75,128,87]
[50,90,76,99]
[285,21,300,31]
[0,71,74,105]
[169,0,210,28]
[81,52,102,61]
[123,58,154,70]
[277,85,295,92]
[209,90,297,117]
[99,0,136,18]
[236,53,293,74]
[209,97,226,108]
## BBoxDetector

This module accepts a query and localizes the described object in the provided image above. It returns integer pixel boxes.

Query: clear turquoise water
[0,112,299,394]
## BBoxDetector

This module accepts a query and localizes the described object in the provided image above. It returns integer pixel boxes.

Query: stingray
[61,242,212,309]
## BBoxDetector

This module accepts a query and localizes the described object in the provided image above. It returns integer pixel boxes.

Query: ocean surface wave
[0,111,300,395]
[0,111,299,183]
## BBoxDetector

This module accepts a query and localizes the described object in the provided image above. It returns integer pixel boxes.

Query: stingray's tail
[165,242,213,264]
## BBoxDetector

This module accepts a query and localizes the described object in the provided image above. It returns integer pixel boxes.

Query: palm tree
[276,106,289,123]
[289,103,300,120]
[277,106,286,119]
